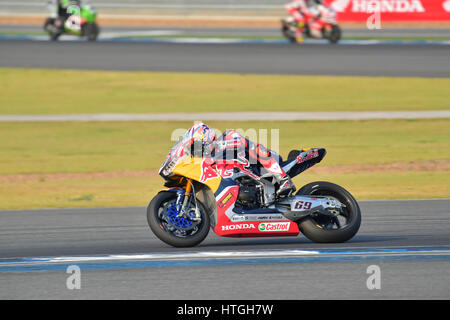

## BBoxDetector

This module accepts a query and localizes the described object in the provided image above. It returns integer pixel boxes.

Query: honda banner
[325,0,450,21]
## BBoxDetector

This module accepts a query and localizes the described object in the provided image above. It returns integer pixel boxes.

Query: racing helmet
[186,122,216,156]
[60,0,71,8]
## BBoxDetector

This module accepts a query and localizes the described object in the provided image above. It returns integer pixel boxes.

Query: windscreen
[158,132,191,177]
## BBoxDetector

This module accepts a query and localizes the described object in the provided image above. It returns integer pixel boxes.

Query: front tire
[281,20,297,43]
[296,181,361,243]
[147,191,210,247]
[44,17,62,41]
[49,32,61,41]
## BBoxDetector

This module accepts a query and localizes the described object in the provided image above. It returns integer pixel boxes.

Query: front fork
[174,179,201,221]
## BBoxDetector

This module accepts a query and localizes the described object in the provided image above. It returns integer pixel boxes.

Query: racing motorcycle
[281,4,342,44]
[147,129,361,247]
[43,2,100,41]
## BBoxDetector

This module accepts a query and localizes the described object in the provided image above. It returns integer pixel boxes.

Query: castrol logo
[258,222,291,232]
[221,223,256,231]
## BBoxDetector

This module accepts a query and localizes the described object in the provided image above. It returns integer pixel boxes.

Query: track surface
[3,25,450,37]
[1,199,449,299]
[1,39,450,77]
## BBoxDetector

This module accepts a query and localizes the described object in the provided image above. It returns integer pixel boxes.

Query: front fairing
[159,132,222,193]
[159,135,190,178]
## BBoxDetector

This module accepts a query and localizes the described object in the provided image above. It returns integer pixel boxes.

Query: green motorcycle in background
[44,1,100,41]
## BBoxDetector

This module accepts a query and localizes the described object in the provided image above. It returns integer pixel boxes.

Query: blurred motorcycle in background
[43,1,100,41]
[282,3,342,44]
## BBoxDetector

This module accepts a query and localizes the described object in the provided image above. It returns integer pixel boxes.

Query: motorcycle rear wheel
[147,191,210,247]
[85,23,100,41]
[296,181,361,243]
[328,25,341,44]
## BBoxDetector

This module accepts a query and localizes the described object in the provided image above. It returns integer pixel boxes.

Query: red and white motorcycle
[282,3,342,43]
[146,129,361,247]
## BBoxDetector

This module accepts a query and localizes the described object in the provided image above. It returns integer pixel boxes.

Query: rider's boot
[276,176,296,197]
[253,147,296,196]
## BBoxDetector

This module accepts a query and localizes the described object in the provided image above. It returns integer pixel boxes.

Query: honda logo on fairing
[221,224,256,231]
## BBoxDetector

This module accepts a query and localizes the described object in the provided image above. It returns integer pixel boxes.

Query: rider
[285,0,323,43]
[51,0,82,31]
[186,122,295,197]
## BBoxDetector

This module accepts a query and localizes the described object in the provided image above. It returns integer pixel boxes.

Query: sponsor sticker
[258,222,291,232]
[221,223,256,231]
[297,149,319,164]
[200,159,219,182]
[218,192,233,208]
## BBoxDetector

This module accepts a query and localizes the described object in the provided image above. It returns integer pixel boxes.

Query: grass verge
[1,68,450,114]
[1,171,448,210]
[0,119,448,209]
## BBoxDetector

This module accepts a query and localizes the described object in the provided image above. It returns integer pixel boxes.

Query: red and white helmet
[185,122,216,154]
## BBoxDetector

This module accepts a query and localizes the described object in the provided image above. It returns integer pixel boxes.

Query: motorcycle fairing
[212,182,300,238]
[281,148,326,178]
[171,157,222,193]
[159,135,328,238]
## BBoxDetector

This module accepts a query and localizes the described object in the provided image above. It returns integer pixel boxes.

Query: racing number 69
[294,200,312,210]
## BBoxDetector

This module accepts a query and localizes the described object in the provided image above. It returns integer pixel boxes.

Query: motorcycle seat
[279,149,300,167]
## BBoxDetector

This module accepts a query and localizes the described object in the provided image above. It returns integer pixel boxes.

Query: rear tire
[328,25,341,44]
[85,23,99,41]
[296,181,361,243]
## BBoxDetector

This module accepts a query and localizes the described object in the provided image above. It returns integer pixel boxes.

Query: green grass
[1,68,450,115]
[1,170,448,210]
[0,119,449,174]
[0,119,448,209]
[1,68,448,209]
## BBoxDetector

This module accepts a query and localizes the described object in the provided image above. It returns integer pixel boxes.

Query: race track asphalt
[1,39,450,77]
[1,199,449,299]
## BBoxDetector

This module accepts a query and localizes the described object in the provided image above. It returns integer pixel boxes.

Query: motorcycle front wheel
[147,191,210,247]
[281,19,297,43]
[296,181,361,243]
[43,18,61,41]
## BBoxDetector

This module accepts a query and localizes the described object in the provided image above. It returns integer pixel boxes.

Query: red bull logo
[200,159,219,182]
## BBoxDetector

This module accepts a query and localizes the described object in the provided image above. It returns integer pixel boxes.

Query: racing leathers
[285,0,320,43]
[49,0,81,32]
[212,129,295,197]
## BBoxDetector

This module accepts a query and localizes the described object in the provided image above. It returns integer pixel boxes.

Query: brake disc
[162,203,199,232]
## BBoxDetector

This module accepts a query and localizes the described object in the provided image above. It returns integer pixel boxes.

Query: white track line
[3,247,450,266]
